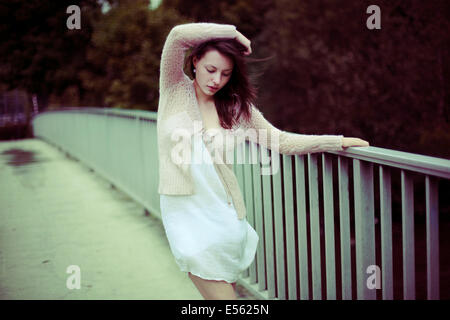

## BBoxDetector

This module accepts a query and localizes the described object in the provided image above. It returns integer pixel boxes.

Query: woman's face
[193,49,234,97]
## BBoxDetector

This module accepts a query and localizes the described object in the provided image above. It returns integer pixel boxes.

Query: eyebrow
[205,64,233,72]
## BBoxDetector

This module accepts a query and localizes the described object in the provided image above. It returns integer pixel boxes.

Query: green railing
[32,107,450,300]
[234,141,449,300]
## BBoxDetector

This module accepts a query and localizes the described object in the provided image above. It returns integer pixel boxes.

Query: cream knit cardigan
[157,22,344,220]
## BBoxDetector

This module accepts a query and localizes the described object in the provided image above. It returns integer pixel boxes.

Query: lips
[207,86,219,91]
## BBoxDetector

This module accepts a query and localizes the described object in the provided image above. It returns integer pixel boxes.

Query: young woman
[156,22,369,300]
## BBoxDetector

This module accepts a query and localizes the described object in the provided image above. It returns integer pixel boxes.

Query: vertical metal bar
[144,120,152,210]
[272,150,285,299]
[353,159,376,300]
[379,165,393,300]
[338,156,352,300]
[283,154,297,300]
[251,142,266,292]
[243,142,257,283]
[235,142,245,199]
[137,117,146,205]
[234,142,249,278]
[118,116,124,187]
[262,147,275,298]
[296,155,309,300]
[322,153,336,300]
[106,113,112,183]
[308,153,321,300]
[401,170,415,300]
[426,175,439,300]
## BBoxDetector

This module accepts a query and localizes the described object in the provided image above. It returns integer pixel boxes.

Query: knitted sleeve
[242,105,344,155]
[159,22,237,92]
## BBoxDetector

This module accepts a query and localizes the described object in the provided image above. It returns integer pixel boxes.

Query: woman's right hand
[235,30,252,55]
[342,137,370,148]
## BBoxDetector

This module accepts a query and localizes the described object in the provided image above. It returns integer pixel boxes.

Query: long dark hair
[185,38,259,130]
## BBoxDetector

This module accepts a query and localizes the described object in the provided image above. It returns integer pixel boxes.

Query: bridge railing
[234,139,449,300]
[32,107,450,300]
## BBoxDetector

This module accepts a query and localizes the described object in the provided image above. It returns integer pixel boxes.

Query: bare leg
[188,272,237,300]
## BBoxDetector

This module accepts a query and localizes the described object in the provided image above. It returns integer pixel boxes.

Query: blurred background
[0,0,449,159]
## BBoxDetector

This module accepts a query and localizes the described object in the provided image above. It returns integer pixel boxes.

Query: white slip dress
[159,132,259,283]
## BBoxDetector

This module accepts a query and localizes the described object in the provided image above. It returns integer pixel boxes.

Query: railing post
[353,159,376,300]
[235,141,248,278]
[243,142,258,283]
[322,153,336,300]
[425,175,439,300]
[338,156,352,300]
[308,153,322,300]
[250,142,267,293]
[401,170,415,300]
[295,155,309,300]
[272,151,286,299]
[379,165,393,300]
[261,146,276,298]
[283,154,297,300]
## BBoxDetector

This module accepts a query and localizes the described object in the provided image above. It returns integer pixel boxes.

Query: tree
[80,0,186,109]
[253,0,450,158]
[0,0,101,110]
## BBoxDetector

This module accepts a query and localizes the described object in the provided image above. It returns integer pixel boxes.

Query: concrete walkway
[0,138,205,299]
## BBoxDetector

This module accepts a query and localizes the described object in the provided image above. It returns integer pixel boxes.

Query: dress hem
[181,268,240,284]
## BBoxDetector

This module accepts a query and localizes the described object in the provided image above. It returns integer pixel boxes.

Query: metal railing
[32,107,450,300]
[234,141,449,300]
[32,107,161,218]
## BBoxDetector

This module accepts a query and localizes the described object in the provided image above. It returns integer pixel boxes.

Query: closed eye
[206,68,231,77]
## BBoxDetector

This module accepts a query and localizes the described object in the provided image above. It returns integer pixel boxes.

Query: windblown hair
[185,38,258,130]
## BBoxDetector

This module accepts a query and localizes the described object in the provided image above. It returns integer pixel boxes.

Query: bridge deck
[0,138,207,299]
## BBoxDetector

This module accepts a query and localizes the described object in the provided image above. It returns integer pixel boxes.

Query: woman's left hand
[235,30,252,55]
[342,137,370,148]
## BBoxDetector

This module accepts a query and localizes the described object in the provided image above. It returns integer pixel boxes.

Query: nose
[212,73,221,86]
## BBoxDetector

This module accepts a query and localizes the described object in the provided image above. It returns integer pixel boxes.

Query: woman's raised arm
[159,23,237,92]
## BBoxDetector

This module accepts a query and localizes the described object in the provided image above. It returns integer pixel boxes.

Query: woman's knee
[188,273,236,300]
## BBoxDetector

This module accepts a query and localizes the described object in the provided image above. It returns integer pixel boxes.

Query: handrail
[33,106,158,121]
[329,146,450,179]
[34,107,450,177]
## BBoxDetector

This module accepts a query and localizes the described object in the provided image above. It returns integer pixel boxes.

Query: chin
[203,88,216,96]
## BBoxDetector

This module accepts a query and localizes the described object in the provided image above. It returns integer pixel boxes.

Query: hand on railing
[342,137,370,149]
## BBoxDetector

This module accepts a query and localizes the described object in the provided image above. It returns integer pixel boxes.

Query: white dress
[159,132,259,283]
